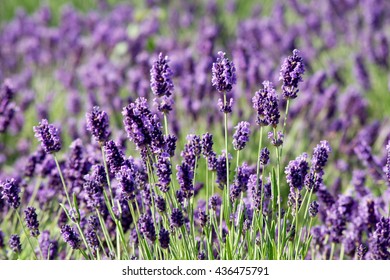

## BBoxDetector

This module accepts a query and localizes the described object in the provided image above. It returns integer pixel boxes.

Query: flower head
[60,225,81,250]
[170,208,184,228]
[252,81,280,127]
[33,119,62,154]
[159,228,170,249]
[233,121,251,151]
[86,106,111,144]
[0,178,21,209]
[212,51,237,93]
[150,53,174,97]
[24,207,40,237]
[138,214,156,243]
[9,234,21,254]
[279,49,305,99]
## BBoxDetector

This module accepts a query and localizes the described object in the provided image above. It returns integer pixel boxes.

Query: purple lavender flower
[279,49,305,99]
[357,244,368,260]
[233,121,251,150]
[201,133,214,158]
[218,97,234,113]
[312,140,332,172]
[138,214,156,243]
[122,97,164,152]
[230,183,242,202]
[0,178,21,209]
[216,151,231,189]
[116,165,136,201]
[198,251,206,260]
[156,152,172,193]
[104,140,124,174]
[252,81,280,127]
[24,206,40,237]
[209,194,222,211]
[259,148,270,166]
[164,134,177,157]
[159,228,170,249]
[150,53,174,97]
[60,225,81,250]
[181,134,202,169]
[33,119,62,154]
[86,229,99,252]
[287,187,302,215]
[369,217,390,260]
[38,230,58,260]
[212,51,237,93]
[83,165,105,209]
[268,131,284,147]
[170,208,184,228]
[85,106,111,144]
[154,96,174,114]
[198,210,208,228]
[87,216,99,231]
[309,201,319,218]
[155,195,166,212]
[9,234,21,254]
[285,153,309,190]
[176,162,194,198]
[234,162,252,192]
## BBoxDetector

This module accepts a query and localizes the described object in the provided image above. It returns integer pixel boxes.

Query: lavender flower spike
[86,106,111,144]
[386,141,390,184]
[138,214,156,243]
[150,53,174,97]
[233,121,251,151]
[0,178,21,209]
[60,225,81,250]
[279,49,305,99]
[24,207,40,237]
[252,81,280,127]
[9,234,22,254]
[212,51,237,93]
[33,119,62,154]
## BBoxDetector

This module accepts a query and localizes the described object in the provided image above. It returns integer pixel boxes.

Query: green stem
[53,154,71,207]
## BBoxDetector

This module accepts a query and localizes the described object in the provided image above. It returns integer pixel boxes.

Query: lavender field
[0,0,390,260]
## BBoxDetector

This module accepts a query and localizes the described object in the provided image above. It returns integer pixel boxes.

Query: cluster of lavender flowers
[0,0,390,261]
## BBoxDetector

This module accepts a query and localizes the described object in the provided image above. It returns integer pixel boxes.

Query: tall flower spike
[233,121,251,151]
[122,97,164,152]
[156,152,172,193]
[280,49,305,99]
[252,81,280,127]
[24,207,40,237]
[150,53,174,97]
[60,225,81,250]
[138,214,156,243]
[285,153,309,190]
[170,208,184,228]
[159,228,170,249]
[33,119,62,154]
[86,106,111,144]
[104,140,125,174]
[312,140,332,172]
[212,51,237,93]
[116,165,136,201]
[9,234,21,254]
[0,178,21,209]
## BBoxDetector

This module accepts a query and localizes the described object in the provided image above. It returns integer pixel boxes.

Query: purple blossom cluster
[0,0,390,262]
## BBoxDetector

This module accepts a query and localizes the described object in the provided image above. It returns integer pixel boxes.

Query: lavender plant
[0,0,390,261]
